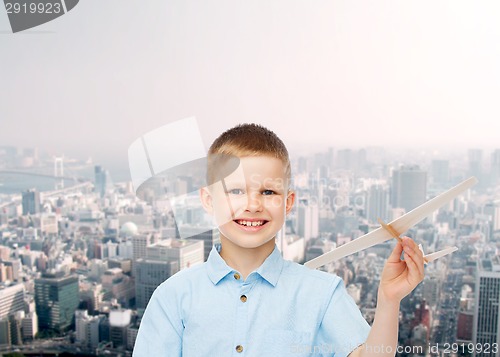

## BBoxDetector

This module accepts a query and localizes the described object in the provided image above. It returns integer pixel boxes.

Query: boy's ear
[199,186,214,214]
[285,190,295,215]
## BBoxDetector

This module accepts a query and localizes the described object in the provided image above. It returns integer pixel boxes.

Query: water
[0,164,131,195]
[0,173,78,194]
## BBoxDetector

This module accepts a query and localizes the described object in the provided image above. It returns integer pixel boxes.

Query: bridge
[0,169,87,182]
[0,182,94,210]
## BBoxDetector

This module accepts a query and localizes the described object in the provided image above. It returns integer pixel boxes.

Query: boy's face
[200,156,295,249]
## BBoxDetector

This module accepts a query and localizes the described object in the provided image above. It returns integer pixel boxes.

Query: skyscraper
[135,259,178,309]
[491,149,500,186]
[473,258,500,357]
[483,202,500,233]
[135,239,203,309]
[391,165,427,212]
[468,149,483,179]
[22,189,40,215]
[431,160,450,187]
[35,273,79,332]
[296,199,319,242]
[132,232,159,262]
[366,183,389,224]
[94,165,109,198]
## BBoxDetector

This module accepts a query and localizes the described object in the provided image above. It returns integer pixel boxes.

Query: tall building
[75,310,100,352]
[0,260,21,283]
[335,149,366,172]
[35,273,79,332]
[483,202,500,233]
[21,311,38,340]
[457,311,474,342]
[297,156,309,173]
[431,160,450,187]
[118,241,133,259]
[0,318,10,346]
[422,275,440,307]
[40,213,58,235]
[0,247,10,261]
[334,209,359,237]
[336,149,353,171]
[109,309,132,348]
[79,281,103,313]
[0,283,25,320]
[135,239,202,309]
[146,239,204,270]
[108,258,132,275]
[391,165,427,212]
[135,259,178,309]
[22,189,40,215]
[468,149,483,179]
[296,199,319,242]
[175,227,220,261]
[473,258,500,357]
[127,324,139,351]
[132,232,160,262]
[491,149,500,186]
[94,165,109,198]
[366,183,389,224]
[101,268,135,307]
[8,312,23,346]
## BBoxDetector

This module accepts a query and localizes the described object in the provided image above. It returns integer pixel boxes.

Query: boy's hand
[378,237,425,304]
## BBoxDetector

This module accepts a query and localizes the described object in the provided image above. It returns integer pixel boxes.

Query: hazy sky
[1,1,500,172]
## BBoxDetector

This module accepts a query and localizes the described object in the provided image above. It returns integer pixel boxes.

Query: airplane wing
[304,227,392,269]
[304,176,477,269]
[424,246,458,263]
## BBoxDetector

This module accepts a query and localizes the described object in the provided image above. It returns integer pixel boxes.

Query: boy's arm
[133,285,183,357]
[350,237,425,357]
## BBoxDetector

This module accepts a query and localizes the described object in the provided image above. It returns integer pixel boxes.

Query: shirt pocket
[263,329,315,357]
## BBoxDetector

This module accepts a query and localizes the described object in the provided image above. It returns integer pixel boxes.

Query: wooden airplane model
[304,177,478,269]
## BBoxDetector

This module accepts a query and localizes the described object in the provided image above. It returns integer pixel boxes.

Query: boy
[133,124,425,356]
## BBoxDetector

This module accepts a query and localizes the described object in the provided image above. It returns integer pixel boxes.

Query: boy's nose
[245,192,263,212]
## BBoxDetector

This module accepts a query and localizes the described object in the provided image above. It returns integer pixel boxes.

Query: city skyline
[0,138,499,354]
[3,142,500,186]
[1,1,500,354]
[1,1,500,167]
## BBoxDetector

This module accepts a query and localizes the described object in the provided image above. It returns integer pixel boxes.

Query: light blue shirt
[133,244,370,357]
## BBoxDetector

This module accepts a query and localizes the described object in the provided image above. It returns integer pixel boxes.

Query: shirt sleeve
[133,282,183,357]
[316,278,371,357]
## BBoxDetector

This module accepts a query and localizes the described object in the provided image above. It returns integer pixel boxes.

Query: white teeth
[237,220,264,227]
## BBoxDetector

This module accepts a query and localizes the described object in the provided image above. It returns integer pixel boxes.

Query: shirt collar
[254,245,284,286]
[206,244,284,287]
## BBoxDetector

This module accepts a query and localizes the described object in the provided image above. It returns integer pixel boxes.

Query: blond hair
[207,123,291,185]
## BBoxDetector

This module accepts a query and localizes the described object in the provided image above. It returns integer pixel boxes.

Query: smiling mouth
[234,220,268,227]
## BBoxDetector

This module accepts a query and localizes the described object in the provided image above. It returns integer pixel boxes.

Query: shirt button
[235,345,244,353]
[240,295,247,302]
[233,273,241,280]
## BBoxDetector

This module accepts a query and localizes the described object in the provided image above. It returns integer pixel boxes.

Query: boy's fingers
[387,240,404,263]
[403,252,424,285]
[402,237,425,282]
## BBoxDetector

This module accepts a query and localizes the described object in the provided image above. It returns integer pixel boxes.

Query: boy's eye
[228,189,244,195]
[262,190,276,195]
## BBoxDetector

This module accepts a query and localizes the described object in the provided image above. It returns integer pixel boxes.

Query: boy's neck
[219,237,276,280]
